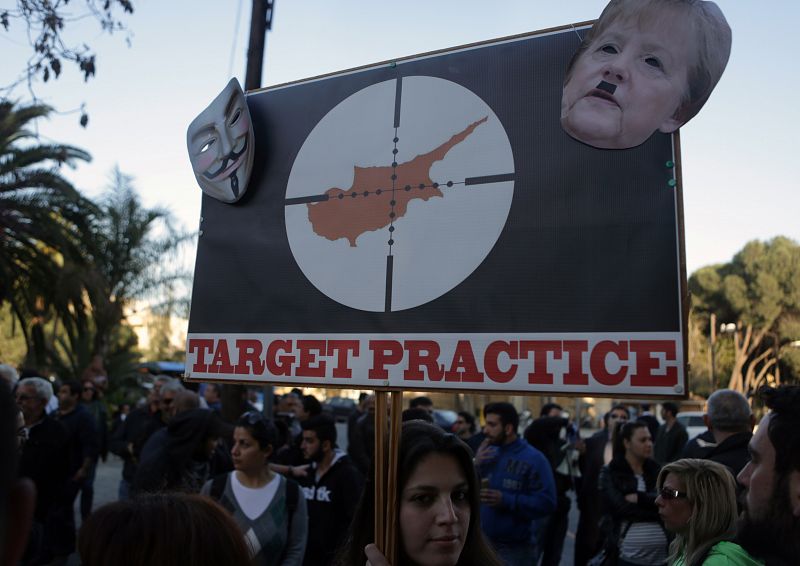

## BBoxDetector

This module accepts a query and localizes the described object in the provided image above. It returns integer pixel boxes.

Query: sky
[2,0,799,278]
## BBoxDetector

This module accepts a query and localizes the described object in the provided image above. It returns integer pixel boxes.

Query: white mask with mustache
[187,78,255,203]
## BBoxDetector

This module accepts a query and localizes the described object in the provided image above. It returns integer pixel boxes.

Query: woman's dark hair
[335,420,502,566]
[457,411,476,434]
[760,385,800,476]
[81,380,98,401]
[613,420,649,459]
[236,411,278,451]
[78,493,251,566]
[302,394,323,417]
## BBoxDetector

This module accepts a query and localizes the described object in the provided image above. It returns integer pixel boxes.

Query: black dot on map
[392,162,397,168]
[447,181,453,187]
[404,186,411,191]
[418,184,425,189]
[391,174,397,180]
[363,191,369,197]
[350,193,357,198]
[390,200,396,206]
[392,149,398,155]
[389,226,395,233]
[389,212,396,219]
[337,194,344,200]
[388,239,394,245]
[432,182,439,188]
[376,189,382,195]
[393,137,398,143]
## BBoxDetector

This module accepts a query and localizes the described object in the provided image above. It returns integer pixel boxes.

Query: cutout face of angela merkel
[561,6,695,149]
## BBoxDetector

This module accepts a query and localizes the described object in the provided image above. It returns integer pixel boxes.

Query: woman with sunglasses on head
[202,411,307,566]
[598,420,667,566]
[656,459,762,565]
[336,419,502,566]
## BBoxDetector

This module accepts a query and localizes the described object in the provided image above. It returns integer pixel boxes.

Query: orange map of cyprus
[307,116,488,247]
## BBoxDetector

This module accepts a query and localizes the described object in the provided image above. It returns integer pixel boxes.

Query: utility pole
[244,0,275,91]
[221,0,276,423]
[708,313,717,392]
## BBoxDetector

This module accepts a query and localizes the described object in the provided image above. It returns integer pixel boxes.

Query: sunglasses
[659,487,688,500]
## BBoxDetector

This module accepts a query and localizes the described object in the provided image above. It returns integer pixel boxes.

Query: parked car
[676,411,707,440]
[323,396,357,422]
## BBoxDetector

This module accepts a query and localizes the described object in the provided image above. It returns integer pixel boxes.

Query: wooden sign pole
[374,391,388,552]
[373,390,403,564]
[385,391,403,563]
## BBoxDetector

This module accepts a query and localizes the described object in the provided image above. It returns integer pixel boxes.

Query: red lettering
[266,340,294,376]
[630,340,677,387]
[327,340,359,379]
[403,341,443,381]
[296,340,326,377]
[234,340,265,375]
[590,341,628,386]
[484,341,518,383]
[563,341,589,385]
[369,340,404,379]
[208,339,234,374]
[444,341,483,382]
[188,339,215,373]
[520,341,561,385]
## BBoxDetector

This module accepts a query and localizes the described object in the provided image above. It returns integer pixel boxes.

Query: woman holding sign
[337,420,501,566]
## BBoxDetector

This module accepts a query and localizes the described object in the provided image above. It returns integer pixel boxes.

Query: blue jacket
[477,437,557,544]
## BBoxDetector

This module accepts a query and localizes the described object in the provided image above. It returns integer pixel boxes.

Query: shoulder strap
[286,477,299,518]
[210,473,227,500]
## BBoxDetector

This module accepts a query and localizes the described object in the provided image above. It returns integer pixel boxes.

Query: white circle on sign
[285,75,515,312]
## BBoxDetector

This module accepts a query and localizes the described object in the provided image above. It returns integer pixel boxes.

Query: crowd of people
[2,360,800,566]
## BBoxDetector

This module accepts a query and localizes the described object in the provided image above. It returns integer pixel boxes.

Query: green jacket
[673,541,764,566]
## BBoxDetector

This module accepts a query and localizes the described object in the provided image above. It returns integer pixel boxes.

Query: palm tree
[0,100,94,367]
[80,167,192,361]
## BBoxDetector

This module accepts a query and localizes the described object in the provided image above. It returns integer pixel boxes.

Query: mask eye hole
[199,138,215,153]
[229,108,242,126]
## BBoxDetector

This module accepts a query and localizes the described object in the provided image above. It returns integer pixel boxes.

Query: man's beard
[489,428,507,446]
[737,474,800,561]
[306,446,324,463]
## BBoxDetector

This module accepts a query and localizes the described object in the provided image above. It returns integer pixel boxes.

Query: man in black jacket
[574,405,629,566]
[653,401,688,465]
[2,381,36,565]
[681,389,753,477]
[53,380,99,558]
[109,376,174,499]
[16,376,70,564]
[299,415,364,566]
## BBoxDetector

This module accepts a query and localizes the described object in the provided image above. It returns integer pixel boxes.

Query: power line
[227,0,245,79]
